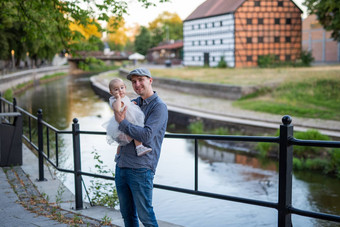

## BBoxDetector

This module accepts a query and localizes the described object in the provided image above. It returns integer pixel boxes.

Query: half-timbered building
[183,0,302,67]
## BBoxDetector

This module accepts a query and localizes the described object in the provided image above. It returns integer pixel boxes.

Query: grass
[147,65,340,86]
[234,75,340,120]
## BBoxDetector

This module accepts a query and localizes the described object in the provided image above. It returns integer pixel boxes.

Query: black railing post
[37,109,46,181]
[278,115,293,227]
[0,92,2,113]
[13,97,17,112]
[194,139,198,191]
[72,118,83,210]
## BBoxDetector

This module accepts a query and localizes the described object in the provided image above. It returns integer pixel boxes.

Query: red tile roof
[149,41,183,51]
[185,0,246,21]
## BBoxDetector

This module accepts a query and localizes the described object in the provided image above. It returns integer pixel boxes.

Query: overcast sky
[124,0,307,26]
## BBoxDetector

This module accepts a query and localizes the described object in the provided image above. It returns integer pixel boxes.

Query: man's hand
[114,106,127,123]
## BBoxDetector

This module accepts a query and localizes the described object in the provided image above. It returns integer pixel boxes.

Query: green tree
[0,0,169,66]
[148,11,183,47]
[134,26,152,55]
[304,0,340,41]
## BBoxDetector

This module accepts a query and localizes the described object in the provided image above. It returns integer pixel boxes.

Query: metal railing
[1,95,340,227]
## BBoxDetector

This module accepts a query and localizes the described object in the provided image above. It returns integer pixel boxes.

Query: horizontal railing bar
[40,152,74,174]
[16,106,38,120]
[40,120,62,133]
[78,170,279,209]
[165,133,280,143]
[79,171,115,180]
[22,136,38,151]
[153,183,278,209]
[290,207,340,223]
[290,138,340,148]
[77,131,106,135]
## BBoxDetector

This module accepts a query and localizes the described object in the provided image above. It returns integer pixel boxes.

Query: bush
[217,56,228,68]
[257,54,276,68]
[188,120,204,134]
[78,57,106,71]
[294,130,330,159]
[299,50,314,66]
[3,89,13,100]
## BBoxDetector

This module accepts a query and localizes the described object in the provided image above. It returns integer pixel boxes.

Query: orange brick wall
[234,0,302,67]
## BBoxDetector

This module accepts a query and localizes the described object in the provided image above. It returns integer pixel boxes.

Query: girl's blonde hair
[109,78,125,91]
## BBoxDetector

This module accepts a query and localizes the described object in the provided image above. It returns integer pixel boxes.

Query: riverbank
[91,69,340,140]
[0,66,69,94]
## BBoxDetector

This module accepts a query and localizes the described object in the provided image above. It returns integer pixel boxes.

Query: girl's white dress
[103,96,145,146]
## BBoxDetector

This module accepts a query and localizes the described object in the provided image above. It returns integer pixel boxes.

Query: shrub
[299,50,314,66]
[217,56,228,68]
[257,54,276,68]
[3,89,13,100]
[188,120,204,134]
[294,130,330,159]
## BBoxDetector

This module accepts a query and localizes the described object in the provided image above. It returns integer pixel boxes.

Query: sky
[124,0,307,27]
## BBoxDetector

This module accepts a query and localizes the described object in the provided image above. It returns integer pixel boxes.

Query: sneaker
[136,146,152,156]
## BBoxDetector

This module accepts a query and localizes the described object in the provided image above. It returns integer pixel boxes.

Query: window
[192,41,195,46]
[198,24,201,29]
[254,1,260,7]
[192,25,194,30]
[274,36,280,43]
[275,55,280,61]
[212,22,215,28]
[192,56,195,61]
[220,39,223,44]
[246,55,252,61]
[258,18,264,25]
[198,56,201,61]
[212,56,215,62]
[247,37,252,43]
[205,23,207,28]
[275,18,280,24]
[247,18,252,25]
[258,36,264,43]
[220,21,223,26]
[285,36,291,43]
[212,40,215,45]
[285,55,291,61]
[205,40,208,45]
[286,18,291,25]
[198,41,201,46]
[278,1,283,7]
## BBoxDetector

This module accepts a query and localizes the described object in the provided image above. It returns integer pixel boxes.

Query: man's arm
[118,102,167,145]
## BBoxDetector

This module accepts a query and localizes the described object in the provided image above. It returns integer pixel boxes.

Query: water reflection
[14,73,340,227]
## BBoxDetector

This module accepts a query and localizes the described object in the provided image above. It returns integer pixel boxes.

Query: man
[113,67,168,227]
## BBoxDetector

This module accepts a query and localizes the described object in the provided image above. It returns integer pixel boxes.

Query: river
[16,73,340,227]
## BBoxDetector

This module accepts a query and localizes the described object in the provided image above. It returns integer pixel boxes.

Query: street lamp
[26,52,30,69]
[11,50,15,70]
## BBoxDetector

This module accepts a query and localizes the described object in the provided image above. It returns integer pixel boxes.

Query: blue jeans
[115,166,158,227]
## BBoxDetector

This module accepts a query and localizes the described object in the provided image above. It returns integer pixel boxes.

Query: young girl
[103,78,152,157]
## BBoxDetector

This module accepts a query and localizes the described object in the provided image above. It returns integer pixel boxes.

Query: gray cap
[127,68,152,80]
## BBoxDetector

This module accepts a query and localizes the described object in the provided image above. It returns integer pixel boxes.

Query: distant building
[183,0,302,67]
[147,40,183,65]
[302,14,340,64]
